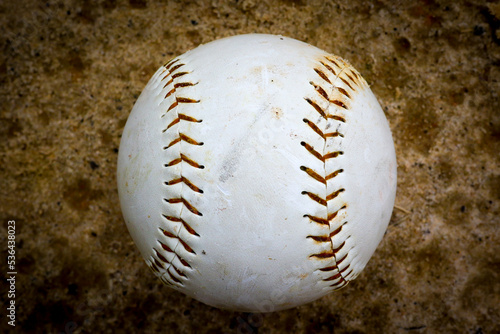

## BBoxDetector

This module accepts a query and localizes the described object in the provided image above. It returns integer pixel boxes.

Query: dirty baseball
[117,34,397,312]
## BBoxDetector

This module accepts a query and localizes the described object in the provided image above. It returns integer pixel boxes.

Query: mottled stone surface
[0,0,499,333]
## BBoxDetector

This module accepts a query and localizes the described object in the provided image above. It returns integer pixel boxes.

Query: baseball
[117,34,397,312]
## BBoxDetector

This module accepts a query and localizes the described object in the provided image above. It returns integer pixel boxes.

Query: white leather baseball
[117,34,397,312]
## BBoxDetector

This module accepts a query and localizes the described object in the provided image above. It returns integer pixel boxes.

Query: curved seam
[157,58,202,286]
[304,55,358,289]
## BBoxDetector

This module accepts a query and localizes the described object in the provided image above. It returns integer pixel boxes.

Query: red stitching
[154,57,204,286]
[302,56,356,289]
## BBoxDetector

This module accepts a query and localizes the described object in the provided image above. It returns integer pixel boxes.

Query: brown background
[1,0,499,333]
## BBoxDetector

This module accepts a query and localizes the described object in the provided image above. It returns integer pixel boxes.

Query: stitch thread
[302,55,366,289]
[146,58,203,286]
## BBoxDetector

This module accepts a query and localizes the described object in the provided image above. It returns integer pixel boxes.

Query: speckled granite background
[0,0,499,333]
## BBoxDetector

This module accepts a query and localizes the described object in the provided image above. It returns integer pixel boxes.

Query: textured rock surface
[0,0,499,333]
